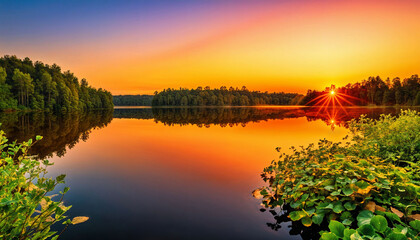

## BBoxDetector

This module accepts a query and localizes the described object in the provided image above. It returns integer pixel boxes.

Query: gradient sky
[1,0,420,94]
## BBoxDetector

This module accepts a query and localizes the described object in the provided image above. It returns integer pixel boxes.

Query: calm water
[0,106,416,239]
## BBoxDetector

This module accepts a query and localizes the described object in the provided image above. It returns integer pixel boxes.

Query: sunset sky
[1,0,420,95]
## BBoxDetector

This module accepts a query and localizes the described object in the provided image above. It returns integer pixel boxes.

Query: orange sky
[2,0,420,94]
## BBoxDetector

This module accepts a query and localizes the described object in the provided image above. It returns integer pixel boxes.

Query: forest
[151,86,304,106]
[113,94,153,106]
[0,55,113,112]
[302,75,420,106]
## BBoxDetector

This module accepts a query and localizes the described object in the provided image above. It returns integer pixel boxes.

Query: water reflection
[262,206,326,240]
[0,110,113,158]
[0,106,413,160]
[114,106,412,129]
[0,106,417,240]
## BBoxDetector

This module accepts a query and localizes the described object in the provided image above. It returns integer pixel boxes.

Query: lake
[0,106,416,240]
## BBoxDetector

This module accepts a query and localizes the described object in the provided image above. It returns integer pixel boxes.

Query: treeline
[152,86,304,106]
[113,94,153,106]
[0,55,113,112]
[302,75,420,106]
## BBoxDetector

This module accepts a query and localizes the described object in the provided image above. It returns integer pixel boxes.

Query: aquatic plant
[0,127,88,239]
[254,111,420,239]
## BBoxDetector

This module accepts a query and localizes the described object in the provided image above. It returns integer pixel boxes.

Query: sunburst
[306,86,364,125]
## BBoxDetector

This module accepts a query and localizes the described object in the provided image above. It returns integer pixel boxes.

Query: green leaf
[36,135,43,141]
[357,210,373,226]
[56,174,66,182]
[301,193,309,201]
[342,188,354,196]
[301,216,312,227]
[329,220,345,238]
[290,201,301,208]
[343,228,356,240]
[344,202,356,211]
[370,215,388,233]
[63,187,70,194]
[384,212,402,223]
[320,203,334,210]
[331,190,341,196]
[340,210,350,217]
[312,213,324,225]
[333,202,345,214]
[289,211,306,221]
[358,224,375,237]
[386,233,407,240]
[350,232,363,240]
[302,208,315,217]
[320,232,338,240]
[356,181,370,189]
[409,220,420,232]
[342,219,353,226]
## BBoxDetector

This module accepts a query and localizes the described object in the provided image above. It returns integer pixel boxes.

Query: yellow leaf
[364,201,376,212]
[390,207,404,218]
[408,214,420,220]
[28,183,38,191]
[375,205,386,212]
[356,186,374,195]
[72,216,89,225]
[39,198,48,211]
[252,188,264,199]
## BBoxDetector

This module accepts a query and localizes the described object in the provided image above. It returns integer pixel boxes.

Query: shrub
[0,127,88,239]
[348,110,420,165]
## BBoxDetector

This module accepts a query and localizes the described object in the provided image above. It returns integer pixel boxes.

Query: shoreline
[113,105,420,109]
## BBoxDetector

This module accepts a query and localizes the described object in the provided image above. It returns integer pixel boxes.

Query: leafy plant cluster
[348,110,420,165]
[321,211,420,240]
[0,128,88,239]
[254,110,420,239]
[0,55,113,112]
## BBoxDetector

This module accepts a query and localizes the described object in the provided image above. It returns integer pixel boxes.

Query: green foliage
[0,55,113,112]
[320,210,419,240]
[113,95,153,106]
[151,86,303,106]
[0,66,18,110]
[0,128,88,239]
[349,110,420,165]
[12,68,34,107]
[255,111,420,239]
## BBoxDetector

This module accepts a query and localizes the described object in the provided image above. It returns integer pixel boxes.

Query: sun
[305,84,364,118]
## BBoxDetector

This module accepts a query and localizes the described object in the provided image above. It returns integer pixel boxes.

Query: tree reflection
[1,106,411,159]
[152,107,306,127]
[0,110,113,158]
[114,106,412,129]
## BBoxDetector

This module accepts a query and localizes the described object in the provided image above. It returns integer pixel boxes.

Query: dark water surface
[0,106,417,239]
